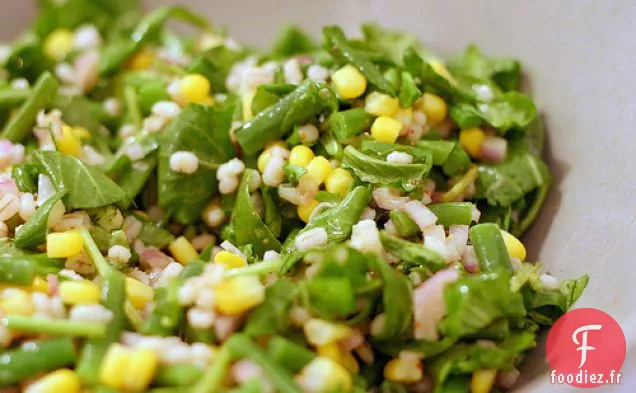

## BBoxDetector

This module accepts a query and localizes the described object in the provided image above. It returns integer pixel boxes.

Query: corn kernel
[46,231,83,258]
[384,357,423,383]
[364,91,399,117]
[0,289,34,315]
[264,140,287,151]
[242,88,256,121]
[73,127,91,140]
[32,277,50,293]
[420,93,448,126]
[57,126,83,157]
[257,150,273,174]
[59,280,101,305]
[297,199,319,223]
[459,127,486,159]
[471,369,498,393]
[304,318,353,346]
[371,116,402,143]
[43,29,74,61]
[325,168,353,196]
[214,275,265,315]
[101,344,132,390]
[501,230,527,262]
[180,74,211,104]
[128,48,155,70]
[331,65,367,99]
[341,351,360,374]
[317,344,359,374]
[169,236,199,264]
[305,156,332,184]
[393,107,414,127]
[123,348,158,391]
[126,277,154,309]
[25,369,81,393]
[428,60,457,85]
[297,357,353,393]
[214,250,247,269]
[289,145,315,168]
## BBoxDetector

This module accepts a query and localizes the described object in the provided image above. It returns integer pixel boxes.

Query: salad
[0,2,589,393]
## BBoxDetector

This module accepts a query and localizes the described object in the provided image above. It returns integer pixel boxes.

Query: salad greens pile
[0,1,587,393]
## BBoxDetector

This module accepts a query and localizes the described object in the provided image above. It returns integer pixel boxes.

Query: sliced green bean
[427,202,474,227]
[267,336,315,373]
[469,223,512,274]
[328,108,374,142]
[3,316,107,338]
[389,211,420,237]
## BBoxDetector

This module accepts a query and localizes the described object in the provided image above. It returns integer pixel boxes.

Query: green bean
[267,336,315,373]
[469,223,512,274]
[154,364,203,387]
[441,166,479,202]
[3,316,107,338]
[0,337,77,387]
[226,334,302,393]
[328,108,374,142]
[0,254,64,285]
[1,72,58,143]
[389,211,420,237]
[0,88,30,108]
[191,345,231,393]
[76,231,127,385]
[427,202,474,227]
[319,133,343,159]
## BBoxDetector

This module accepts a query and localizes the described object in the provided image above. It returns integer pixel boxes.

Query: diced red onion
[0,176,19,198]
[462,245,480,273]
[445,225,469,262]
[140,248,173,269]
[47,274,59,296]
[400,200,437,230]
[214,315,242,340]
[413,268,459,341]
[373,187,409,211]
[480,136,507,163]
[340,329,365,351]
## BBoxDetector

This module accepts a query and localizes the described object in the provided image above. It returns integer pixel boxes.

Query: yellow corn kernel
[100,344,132,390]
[214,250,247,269]
[364,91,399,117]
[0,289,34,315]
[242,89,256,120]
[43,29,74,61]
[297,199,319,223]
[73,127,91,140]
[471,369,498,393]
[325,168,353,196]
[420,93,448,126]
[371,116,402,143]
[317,344,359,374]
[46,231,83,258]
[393,107,414,126]
[125,277,154,309]
[304,318,353,346]
[128,48,155,70]
[289,145,315,168]
[331,65,367,99]
[214,275,265,315]
[297,357,353,393]
[123,348,159,391]
[169,236,199,264]
[305,156,332,184]
[459,127,486,159]
[384,357,423,383]
[501,230,527,262]
[265,140,288,151]
[257,150,273,174]
[428,60,457,85]
[25,369,81,393]
[181,74,211,104]
[57,126,83,157]
[59,280,101,305]
[32,277,50,293]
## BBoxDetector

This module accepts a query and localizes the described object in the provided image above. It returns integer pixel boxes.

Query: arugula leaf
[235,79,337,155]
[158,103,235,224]
[360,140,432,164]
[416,140,456,166]
[440,273,526,338]
[448,45,521,92]
[450,92,537,133]
[271,25,318,57]
[4,40,54,83]
[526,274,589,325]
[231,170,282,257]
[109,155,156,202]
[12,164,39,194]
[323,26,396,96]
[14,192,66,249]
[283,164,306,186]
[244,279,297,337]
[133,213,174,249]
[34,150,127,210]
[303,276,357,319]
[399,71,422,107]
[262,184,282,237]
[189,45,248,94]
[441,143,471,177]
[342,146,431,191]
[361,23,422,65]
[380,231,447,272]
[282,186,372,253]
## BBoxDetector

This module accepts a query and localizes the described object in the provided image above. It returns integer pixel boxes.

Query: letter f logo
[572,324,602,368]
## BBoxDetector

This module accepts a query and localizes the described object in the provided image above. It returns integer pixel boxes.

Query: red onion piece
[480,136,507,163]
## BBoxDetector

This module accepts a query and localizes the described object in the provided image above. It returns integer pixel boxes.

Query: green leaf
[416,140,456,166]
[283,164,307,187]
[34,150,127,210]
[251,84,296,115]
[158,103,235,224]
[441,143,471,177]
[380,231,447,272]
[109,155,156,202]
[525,274,589,325]
[271,25,318,57]
[342,146,430,192]
[450,92,537,133]
[323,26,396,96]
[231,170,282,257]
[189,45,249,93]
[14,192,66,249]
[4,40,54,83]
[244,279,298,337]
[134,214,174,249]
[448,45,521,91]
[262,184,282,237]
[360,140,433,164]
[361,23,424,66]
[398,71,422,107]
[440,273,526,338]
[12,164,39,194]
[304,276,357,319]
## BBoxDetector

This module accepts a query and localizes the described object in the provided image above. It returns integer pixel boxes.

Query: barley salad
[0,2,589,393]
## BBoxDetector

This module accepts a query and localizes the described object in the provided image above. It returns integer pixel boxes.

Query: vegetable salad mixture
[0,1,588,393]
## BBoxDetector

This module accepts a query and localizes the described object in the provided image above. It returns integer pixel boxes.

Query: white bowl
[2,1,634,391]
